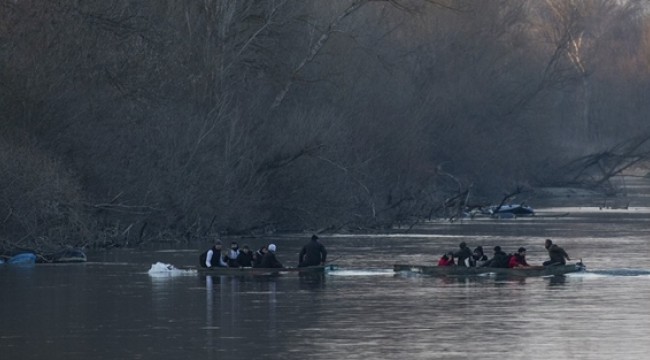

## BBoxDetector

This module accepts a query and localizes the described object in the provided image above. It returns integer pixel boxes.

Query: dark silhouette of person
[298,234,327,267]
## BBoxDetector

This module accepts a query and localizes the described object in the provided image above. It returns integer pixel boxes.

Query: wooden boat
[194,265,331,276]
[393,262,586,277]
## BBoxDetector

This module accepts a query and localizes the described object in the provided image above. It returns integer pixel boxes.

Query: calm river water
[2,207,650,360]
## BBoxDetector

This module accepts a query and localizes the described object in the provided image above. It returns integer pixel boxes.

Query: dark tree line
[2,0,650,249]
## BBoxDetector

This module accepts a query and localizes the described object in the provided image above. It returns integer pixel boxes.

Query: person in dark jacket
[508,247,530,268]
[237,245,254,267]
[481,246,509,268]
[453,242,473,267]
[199,240,228,268]
[259,244,283,268]
[298,234,327,267]
[253,245,268,268]
[543,239,570,266]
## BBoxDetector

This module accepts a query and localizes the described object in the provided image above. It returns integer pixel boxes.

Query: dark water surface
[2,207,650,359]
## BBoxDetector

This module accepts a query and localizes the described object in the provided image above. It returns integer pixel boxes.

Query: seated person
[472,246,488,267]
[437,252,455,266]
[237,245,254,267]
[200,240,228,268]
[259,244,283,268]
[252,245,268,268]
[453,242,473,267]
[543,239,571,266]
[226,241,240,268]
[481,246,509,268]
[508,247,530,268]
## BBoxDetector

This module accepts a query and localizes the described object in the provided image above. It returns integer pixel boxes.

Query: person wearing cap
[200,239,228,268]
[508,247,530,268]
[481,246,509,268]
[452,241,473,267]
[260,243,283,268]
[298,234,328,267]
[543,239,571,266]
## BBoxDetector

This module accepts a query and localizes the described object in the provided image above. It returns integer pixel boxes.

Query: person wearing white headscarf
[260,243,283,268]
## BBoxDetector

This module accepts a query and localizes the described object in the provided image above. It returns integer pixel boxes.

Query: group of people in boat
[199,234,327,269]
[437,239,571,268]
[200,234,569,270]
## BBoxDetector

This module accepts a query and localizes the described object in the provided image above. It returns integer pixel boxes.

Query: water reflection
[205,275,214,355]
[398,273,531,287]
[203,275,246,359]
[7,198,650,360]
[424,273,582,288]
[547,275,567,286]
[493,275,527,286]
[202,274,300,358]
[299,272,326,290]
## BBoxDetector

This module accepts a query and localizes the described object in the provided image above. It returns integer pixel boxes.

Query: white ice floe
[147,262,196,277]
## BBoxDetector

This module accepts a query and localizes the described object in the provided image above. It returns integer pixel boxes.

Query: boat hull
[6,253,37,265]
[394,263,585,277]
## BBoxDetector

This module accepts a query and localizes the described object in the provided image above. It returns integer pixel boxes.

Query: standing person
[260,244,283,268]
[298,234,327,267]
[543,239,571,266]
[253,245,268,268]
[453,242,473,267]
[481,246,509,268]
[226,241,240,268]
[200,240,228,268]
[508,247,530,268]
[237,245,254,267]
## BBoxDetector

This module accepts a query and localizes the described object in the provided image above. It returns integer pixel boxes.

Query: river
[2,206,650,359]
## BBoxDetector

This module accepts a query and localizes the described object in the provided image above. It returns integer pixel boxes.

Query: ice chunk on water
[147,262,196,277]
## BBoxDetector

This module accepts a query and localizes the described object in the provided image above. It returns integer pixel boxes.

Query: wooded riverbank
[3,1,650,251]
